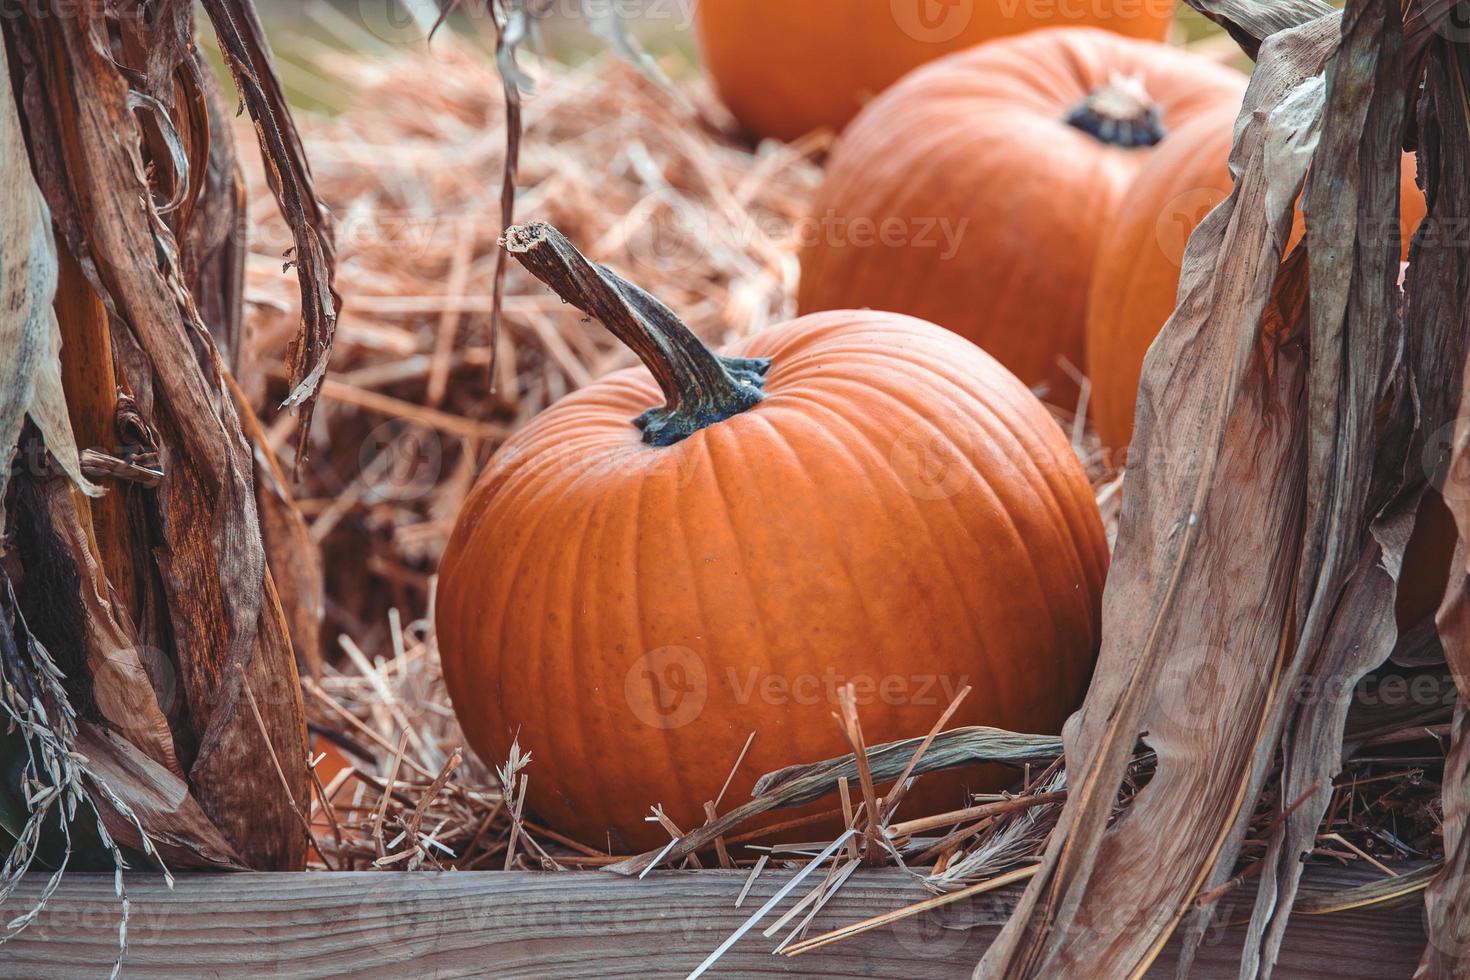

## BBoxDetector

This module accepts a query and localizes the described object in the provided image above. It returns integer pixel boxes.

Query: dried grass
[241,35,823,655]
[241,31,1446,963]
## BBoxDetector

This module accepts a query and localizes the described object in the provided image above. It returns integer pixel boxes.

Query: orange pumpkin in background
[1081,107,1442,632]
[695,0,1176,141]
[1085,106,1430,451]
[436,223,1109,851]
[308,738,355,835]
[797,28,1248,405]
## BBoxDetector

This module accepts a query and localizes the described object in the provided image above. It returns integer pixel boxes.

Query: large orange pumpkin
[695,0,1176,142]
[436,223,1109,851]
[797,28,1249,405]
[1085,106,1429,451]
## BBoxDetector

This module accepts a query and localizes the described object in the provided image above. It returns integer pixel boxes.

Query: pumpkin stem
[1064,72,1165,148]
[502,222,769,446]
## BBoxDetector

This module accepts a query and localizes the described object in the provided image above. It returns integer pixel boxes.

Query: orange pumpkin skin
[1085,108,1429,451]
[695,0,1175,142]
[308,739,354,835]
[437,311,1109,851]
[797,29,1249,405]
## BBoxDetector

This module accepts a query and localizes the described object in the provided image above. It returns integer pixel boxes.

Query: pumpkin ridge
[836,354,1105,644]
[622,447,680,828]
[749,410,886,637]
[476,452,597,761]
[982,378,1111,598]
[778,386,1003,697]
[508,479,581,776]
[731,331,1102,610]
[557,466,614,817]
[703,420,787,689]
[837,376,1081,658]
[663,447,724,818]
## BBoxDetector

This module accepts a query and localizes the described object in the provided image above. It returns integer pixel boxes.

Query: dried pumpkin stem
[1065,72,1166,148]
[502,221,769,446]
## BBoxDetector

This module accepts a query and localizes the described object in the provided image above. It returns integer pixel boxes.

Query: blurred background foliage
[222,1,1224,116]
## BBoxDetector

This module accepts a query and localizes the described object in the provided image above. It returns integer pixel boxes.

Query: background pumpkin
[1085,105,1430,451]
[309,739,355,836]
[436,224,1109,851]
[797,28,1248,405]
[695,0,1175,142]
[1082,108,1445,632]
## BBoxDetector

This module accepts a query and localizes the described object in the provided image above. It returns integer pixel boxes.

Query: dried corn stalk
[0,0,335,906]
[1422,33,1470,980]
[980,0,1469,976]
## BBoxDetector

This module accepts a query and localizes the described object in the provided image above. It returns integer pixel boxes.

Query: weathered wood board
[2,868,1426,978]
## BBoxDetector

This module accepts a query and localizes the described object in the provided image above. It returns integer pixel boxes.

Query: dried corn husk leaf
[609,727,1063,875]
[980,14,1340,978]
[75,724,246,872]
[227,372,324,677]
[1186,0,1334,57]
[181,58,252,389]
[1416,27,1470,979]
[0,38,96,518]
[1238,0,1436,969]
[4,4,312,871]
[983,0,1468,974]
[32,479,180,778]
[1426,586,1470,976]
[202,0,339,466]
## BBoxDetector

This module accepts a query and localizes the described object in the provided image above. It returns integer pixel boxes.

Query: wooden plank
[2,868,1425,978]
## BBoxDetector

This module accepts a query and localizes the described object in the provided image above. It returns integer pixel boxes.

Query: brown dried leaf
[32,478,180,778]
[76,723,246,872]
[179,55,252,390]
[4,5,309,870]
[201,0,339,467]
[1415,36,1470,980]
[0,38,96,516]
[984,0,1466,974]
[1182,0,1336,59]
[226,370,324,677]
[1239,0,1436,970]
[1426,551,1470,976]
[979,15,1340,978]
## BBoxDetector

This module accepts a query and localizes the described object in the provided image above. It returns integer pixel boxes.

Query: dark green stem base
[1065,75,1166,149]
[502,222,769,447]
